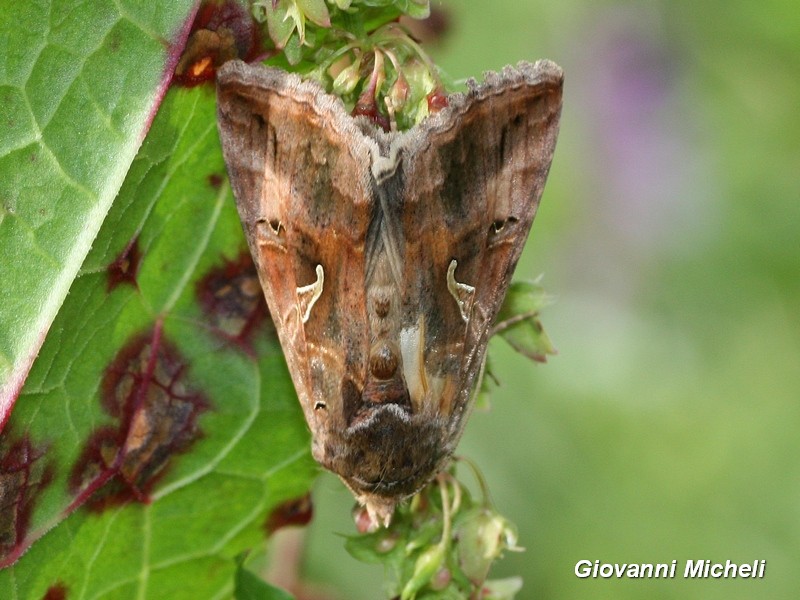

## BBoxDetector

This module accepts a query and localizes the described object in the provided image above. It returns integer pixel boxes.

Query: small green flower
[400,543,446,600]
[456,508,522,585]
[332,56,364,95]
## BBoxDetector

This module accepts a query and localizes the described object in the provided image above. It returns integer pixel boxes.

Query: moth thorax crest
[372,296,391,318]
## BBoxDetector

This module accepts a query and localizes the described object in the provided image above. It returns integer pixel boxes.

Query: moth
[216,59,563,524]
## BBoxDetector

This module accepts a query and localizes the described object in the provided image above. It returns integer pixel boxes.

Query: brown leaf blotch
[0,431,53,566]
[106,236,142,292]
[69,327,209,511]
[264,493,314,535]
[197,252,272,349]
[207,172,224,189]
[173,0,265,88]
[42,583,68,600]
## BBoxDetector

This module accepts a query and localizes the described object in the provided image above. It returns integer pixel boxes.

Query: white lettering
[575,560,593,578]
[684,560,707,578]
[723,560,738,578]
[575,558,766,580]
[631,564,649,578]
[598,563,614,578]
[653,562,673,578]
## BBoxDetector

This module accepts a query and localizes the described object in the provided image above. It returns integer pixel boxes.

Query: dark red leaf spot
[0,430,53,567]
[107,236,142,292]
[42,582,68,600]
[69,324,209,512]
[264,494,313,535]
[207,173,224,189]
[173,0,266,88]
[196,252,272,351]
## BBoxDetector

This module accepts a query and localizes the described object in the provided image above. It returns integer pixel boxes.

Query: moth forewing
[398,59,563,439]
[217,61,375,425]
[216,59,563,524]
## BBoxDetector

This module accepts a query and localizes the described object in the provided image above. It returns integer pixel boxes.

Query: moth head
[312,398,449,522]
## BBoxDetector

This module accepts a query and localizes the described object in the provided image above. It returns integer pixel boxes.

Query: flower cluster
[346,462,524,600]
[251,0,447,130]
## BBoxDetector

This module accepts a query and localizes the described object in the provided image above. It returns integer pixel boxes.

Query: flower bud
[353,90,390,132]
[400,543,446,600]
[332,60,362,95]
[427,89,449,112]
[386,73,410,113]
[456,509,520,585]
[353,505,378,533]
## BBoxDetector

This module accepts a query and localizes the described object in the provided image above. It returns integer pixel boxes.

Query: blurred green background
[297,1,800,598]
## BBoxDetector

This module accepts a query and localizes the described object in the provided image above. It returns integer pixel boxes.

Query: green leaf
[344,529,404,564]
[358,0,429,19]
[235,561,296,600]
[401,0,430,20]
[263,0,297,48]
[297,0,331,27]
[481,577,523,600]
[0,0,197,410]
[0,81,317,596]
[283,32,305,65]
[493,280,556,362]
